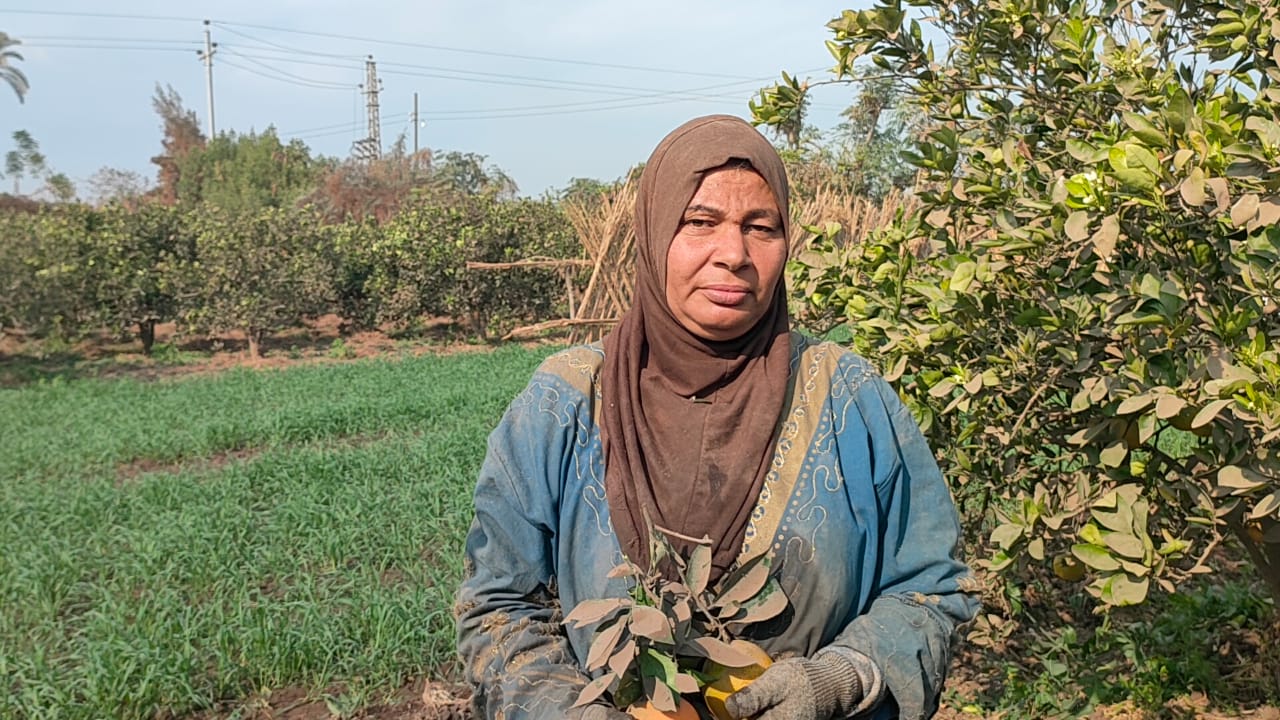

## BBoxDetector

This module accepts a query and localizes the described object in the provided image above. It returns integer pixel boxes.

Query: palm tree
[0,33,30,103]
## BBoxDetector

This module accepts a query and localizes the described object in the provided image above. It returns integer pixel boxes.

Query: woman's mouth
[701,285,751,306]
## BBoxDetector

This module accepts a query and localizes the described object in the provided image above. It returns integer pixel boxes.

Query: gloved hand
[724,647,875,720]
[574,704,631,720]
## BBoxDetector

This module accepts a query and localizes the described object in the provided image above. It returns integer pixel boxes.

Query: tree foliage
[757,0,1280,609]
[175,128,318,212]
[149,84,205,205]
[182,205,335,357]
[0,32,28,103]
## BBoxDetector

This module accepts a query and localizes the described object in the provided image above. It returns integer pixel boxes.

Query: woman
[455,115,978,720]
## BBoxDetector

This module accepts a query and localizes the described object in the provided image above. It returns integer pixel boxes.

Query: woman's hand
[724,649,868,720]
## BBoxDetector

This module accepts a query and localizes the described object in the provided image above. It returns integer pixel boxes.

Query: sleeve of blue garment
[454,374,589,720]
[829,364,981,720]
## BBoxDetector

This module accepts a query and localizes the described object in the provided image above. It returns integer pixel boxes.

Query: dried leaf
[607,563,641,579]
[674,672,700,694]
[1116,393,1154,415]
[1154,394,1187,419]
[713,554,772,608]
[732,578,789,626]
[630,605,673,644]
[686,636,756,667]
[586,618,627,671]
[1218,465,1267,492]
[1065,211,1090,242]
[685,544,712,596]
[648,679,678,714]
[564,597,630,627]
[1091,214,1120,258]
[1206,176,1231,213]
[608,638,638,679]
[573,673,616,708]
[1230,193,1260,227]
[1249,491,1280,520]
[1191,398,1234,428]
[1179,166,1207,206]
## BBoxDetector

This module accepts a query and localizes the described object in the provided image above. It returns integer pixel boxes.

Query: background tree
[182,205,335,357]
[43,173,75,203]
[175,128,317,211]
[759,0,1280,612]
[87,167,151,208]
[149,84,205,205]
[93,202,189,354]
[4,130,46,195]
[305,137,426,223]
[0,32,28,103]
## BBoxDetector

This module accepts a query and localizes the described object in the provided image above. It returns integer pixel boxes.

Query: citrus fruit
[628,698,700,720]
[702,639,773,720]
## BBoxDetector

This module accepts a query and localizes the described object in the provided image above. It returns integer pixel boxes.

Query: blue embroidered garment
[455,333,980,719]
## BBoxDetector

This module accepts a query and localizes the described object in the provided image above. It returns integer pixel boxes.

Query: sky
[1,1,868,200]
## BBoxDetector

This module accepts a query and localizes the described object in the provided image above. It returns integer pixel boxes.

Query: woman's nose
[711,226,751,269]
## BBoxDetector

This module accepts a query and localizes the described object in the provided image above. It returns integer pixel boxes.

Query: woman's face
[664,166,787,341]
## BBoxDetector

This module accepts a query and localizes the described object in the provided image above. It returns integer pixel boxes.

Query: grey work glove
[574,704,631,720]
[725,647,881,720]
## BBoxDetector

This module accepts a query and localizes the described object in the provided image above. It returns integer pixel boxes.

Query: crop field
[0,345,557,720]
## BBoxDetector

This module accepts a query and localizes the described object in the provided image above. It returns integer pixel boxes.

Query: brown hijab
[601,115,791,581]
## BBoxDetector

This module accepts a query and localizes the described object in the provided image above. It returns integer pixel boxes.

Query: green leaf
[951,261,977,293]
[1079,523,1103,545]
[1103,531,1147,560]
[990,522,1023,550]
[1072,543,1121,571]
[1123,112,1165,147]
[1102,574,1150,606]
[1100,441,1128,468]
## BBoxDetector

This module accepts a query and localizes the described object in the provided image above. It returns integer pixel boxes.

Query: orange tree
[91,202,190,354]
[755,0,1280,610]
[181,205,335,357]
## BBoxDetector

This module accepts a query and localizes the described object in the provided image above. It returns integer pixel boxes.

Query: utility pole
[352,56,382,161]
[198,19,216,138]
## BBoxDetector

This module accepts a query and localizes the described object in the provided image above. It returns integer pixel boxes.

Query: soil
[183,680,471,720]
[0,315,551,388]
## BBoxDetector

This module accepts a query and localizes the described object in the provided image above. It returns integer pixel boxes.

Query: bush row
[0,196,579,355]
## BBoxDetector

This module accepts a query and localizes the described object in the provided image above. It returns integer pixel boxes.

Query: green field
[0,346,557,720]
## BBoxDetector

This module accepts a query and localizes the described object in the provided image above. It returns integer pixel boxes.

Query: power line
[21,42,199,53]
[219,58,353,92]
[6,8,766,81]
[212,20,761,81]
[0,8,201,22]
[21,35,200,44]
[221,49,354,89]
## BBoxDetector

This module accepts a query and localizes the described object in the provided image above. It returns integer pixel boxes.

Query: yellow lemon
[702,640,773,720]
